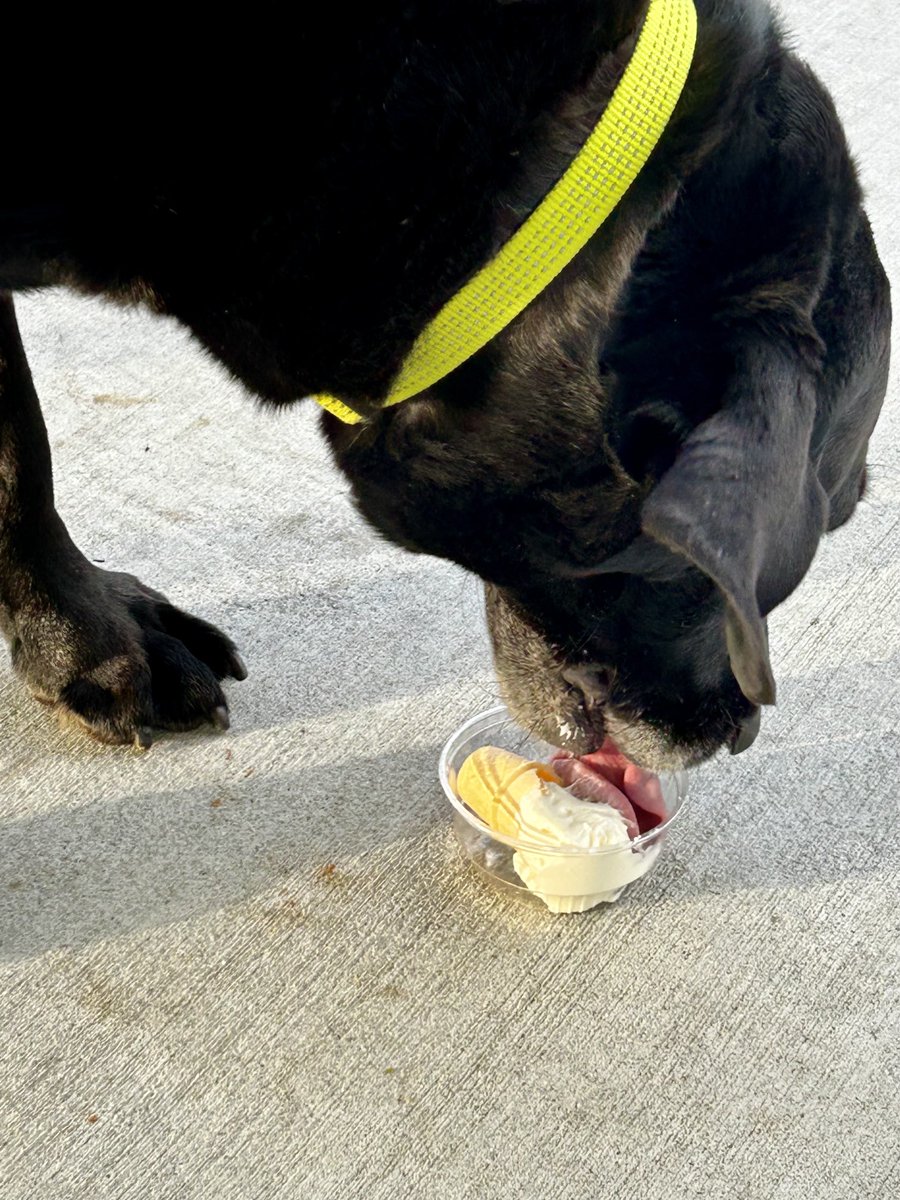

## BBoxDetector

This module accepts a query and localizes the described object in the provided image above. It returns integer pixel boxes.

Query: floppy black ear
[641,348,828,706]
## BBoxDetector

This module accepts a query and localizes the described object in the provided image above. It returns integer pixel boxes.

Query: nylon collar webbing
[315,0,697,424]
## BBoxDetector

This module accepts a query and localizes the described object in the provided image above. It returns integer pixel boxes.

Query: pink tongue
[551,756,640,838]
[551,739,668,837]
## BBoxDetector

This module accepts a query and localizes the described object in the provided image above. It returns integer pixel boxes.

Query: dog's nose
[730,707,761,755]
[561,664,610,708]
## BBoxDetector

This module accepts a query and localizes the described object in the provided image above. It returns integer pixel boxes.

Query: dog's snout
[729,707,761,755]
[561,664,610,708]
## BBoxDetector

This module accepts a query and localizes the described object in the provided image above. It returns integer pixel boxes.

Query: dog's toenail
[134,727,154,751]
[231,653,248,681]
[213,705,230,730]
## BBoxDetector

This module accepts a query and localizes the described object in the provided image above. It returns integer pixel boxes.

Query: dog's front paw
[9,566,247,747]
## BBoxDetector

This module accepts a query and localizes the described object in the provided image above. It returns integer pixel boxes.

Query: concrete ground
[1,3,898,1198]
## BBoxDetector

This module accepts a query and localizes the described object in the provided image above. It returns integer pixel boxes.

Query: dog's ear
[640,353,828,706]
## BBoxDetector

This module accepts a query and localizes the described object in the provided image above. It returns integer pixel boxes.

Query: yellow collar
[316,0,697,425]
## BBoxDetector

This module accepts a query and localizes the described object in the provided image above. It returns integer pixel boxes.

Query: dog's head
[328,271,842,771]
[313,0,884,771]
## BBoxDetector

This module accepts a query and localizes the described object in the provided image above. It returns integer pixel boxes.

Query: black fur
[0,0,890,764]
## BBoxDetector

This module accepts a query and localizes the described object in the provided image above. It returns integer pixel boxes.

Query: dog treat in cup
[440,707,688,912]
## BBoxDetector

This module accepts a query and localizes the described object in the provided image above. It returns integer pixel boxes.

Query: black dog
[0,0,890,769]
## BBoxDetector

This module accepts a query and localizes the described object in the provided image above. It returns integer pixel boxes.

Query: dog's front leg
[0,293,246,746]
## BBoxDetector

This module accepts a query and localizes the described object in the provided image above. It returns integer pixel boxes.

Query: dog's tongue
[551,740,668,837]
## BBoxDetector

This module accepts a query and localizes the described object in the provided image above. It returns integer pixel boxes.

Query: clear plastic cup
[439,705,689,912]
